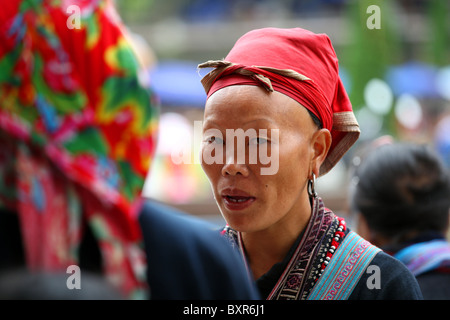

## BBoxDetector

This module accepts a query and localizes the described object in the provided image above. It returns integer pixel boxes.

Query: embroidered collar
[222,197,347,299]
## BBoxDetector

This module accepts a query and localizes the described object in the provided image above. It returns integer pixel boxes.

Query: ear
[310,128,332,178]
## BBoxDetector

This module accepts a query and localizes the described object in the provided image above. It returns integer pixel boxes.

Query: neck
[240,199,313,280]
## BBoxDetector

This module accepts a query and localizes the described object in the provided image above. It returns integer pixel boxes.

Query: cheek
[279,140,311,174]
[201,162,220,183]
[273,144,310,194]
[201,163,225,199]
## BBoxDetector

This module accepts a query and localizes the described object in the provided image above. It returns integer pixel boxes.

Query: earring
[308,173,318,198]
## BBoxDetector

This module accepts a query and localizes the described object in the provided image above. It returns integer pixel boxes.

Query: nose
[221,155,249,177]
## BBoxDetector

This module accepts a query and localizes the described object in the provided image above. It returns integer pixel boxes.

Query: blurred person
[434,113,450,170]
[139,199,259,300]
[0,0,259,300]
[350,141,450,299]
[198,27,422,300]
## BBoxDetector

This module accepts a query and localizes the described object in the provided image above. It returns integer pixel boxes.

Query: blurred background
[115,0,450,226]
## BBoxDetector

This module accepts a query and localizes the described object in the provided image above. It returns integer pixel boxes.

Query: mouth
[221,189,256,211]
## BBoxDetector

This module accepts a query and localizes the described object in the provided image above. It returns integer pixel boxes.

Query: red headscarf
[199,27,359,176]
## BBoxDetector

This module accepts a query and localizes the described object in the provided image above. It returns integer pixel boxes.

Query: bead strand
[314,217,346,282]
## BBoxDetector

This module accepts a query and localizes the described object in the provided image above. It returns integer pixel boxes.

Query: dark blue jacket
[138,200,260,300]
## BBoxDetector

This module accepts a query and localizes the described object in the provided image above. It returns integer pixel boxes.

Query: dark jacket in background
[138,200,260,300]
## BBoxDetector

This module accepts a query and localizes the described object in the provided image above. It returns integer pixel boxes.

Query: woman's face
[201,85,327,234]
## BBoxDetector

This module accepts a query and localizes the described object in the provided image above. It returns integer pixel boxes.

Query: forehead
[204,85,313,129]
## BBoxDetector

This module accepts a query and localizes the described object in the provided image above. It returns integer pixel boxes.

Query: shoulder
[139,199,220,242]
[139,200,240,258]
[138,199,259,300]
[350,250,423,300]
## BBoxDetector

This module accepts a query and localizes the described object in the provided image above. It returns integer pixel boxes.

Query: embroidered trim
[220,198,379,300]
[301,217,346,299]
[269,199,333,300]
[307,231,381,300]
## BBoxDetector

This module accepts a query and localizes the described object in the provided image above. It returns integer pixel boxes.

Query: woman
[350,141,450,299]
[198,27,422,299]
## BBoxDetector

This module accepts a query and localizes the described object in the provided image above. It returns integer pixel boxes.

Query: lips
[221,188,256,211]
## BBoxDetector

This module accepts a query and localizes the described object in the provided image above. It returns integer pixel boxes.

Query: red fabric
[0,0,157,298]
[206,27,353,133]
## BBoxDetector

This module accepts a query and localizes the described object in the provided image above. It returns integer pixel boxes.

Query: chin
[222,215,263,234]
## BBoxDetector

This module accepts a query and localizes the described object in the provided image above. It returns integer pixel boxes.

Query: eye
[249,137,268,145]
[206,136,224,144]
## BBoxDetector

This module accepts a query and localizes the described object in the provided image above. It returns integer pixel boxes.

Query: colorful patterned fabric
[307,231,380,300]
[222,197,379,300]
[394,239,450,277]
[0,0,159,299]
